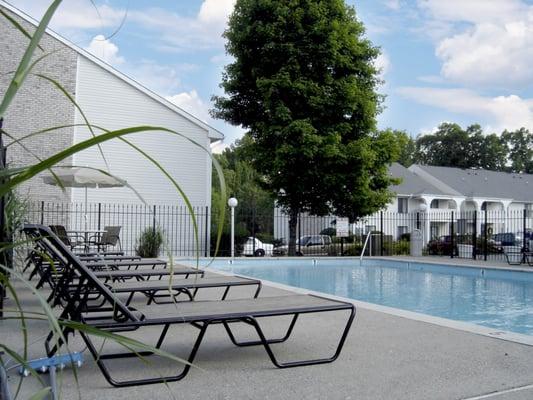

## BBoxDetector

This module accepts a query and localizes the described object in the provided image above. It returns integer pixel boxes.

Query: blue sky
[9,0,533,150]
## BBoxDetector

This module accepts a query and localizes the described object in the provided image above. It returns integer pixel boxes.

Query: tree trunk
[288,209,299,256]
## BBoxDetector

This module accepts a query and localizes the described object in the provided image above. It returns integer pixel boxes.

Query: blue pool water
[200,258,533,336]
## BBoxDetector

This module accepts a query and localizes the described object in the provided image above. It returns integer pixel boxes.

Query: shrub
[393,240,410,255]
[342,243,364,256]
[136,227,164,258]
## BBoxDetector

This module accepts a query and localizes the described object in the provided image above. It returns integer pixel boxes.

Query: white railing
[360,232,372,262]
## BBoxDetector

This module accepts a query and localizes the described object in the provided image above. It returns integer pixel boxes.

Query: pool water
[200,258,533,336]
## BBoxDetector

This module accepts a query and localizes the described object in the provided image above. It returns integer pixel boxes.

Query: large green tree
[211,136,275,255]
[213,0,398,255]
[502,128,533,173]
[385,129,416,167]
[414,123,507,171]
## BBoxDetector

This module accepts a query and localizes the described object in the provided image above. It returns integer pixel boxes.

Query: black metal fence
[24,201,533,264]
[26,202,211,257]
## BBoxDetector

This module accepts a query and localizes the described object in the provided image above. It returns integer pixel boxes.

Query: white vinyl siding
[72,56,212,207]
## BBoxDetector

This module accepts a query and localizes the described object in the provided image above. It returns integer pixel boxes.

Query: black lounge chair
[25,225,262,305]
[24,224,356,387]
[503,246,525,265]
[24,228,205,299]
[106,275,261,305]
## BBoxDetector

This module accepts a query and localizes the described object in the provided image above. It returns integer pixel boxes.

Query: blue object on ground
[18,352,84,376]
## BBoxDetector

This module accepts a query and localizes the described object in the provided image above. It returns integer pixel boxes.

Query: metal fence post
[416,212,420,230]
[297,213,301,254]
[97,202,102,231]
[152,205,156,234]
[473,211,477,260]
[40,200,45,225]
[380,211,384,256]
[483,210,488,261]
[523,208,527,251]
[450,211,455,258]
[204,206,209,257]
[252,205,256,254]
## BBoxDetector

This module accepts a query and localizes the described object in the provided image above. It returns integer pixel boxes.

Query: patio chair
[49,225,84,251]
[24,224,356,388]
[24,234,205,295]
[502,246,525,265]
[49,225,125,257]
[25,225,261,306]
[87,226,122,252]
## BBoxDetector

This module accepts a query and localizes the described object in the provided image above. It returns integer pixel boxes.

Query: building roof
[0,1,224,142]
[411,165,533,202]
[388,163,452,197]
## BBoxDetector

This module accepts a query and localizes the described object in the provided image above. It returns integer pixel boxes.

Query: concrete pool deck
[2,269,533,400]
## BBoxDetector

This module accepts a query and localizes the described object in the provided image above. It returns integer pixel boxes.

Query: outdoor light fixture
[228,197,238,259]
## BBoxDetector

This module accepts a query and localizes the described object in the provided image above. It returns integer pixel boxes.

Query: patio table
[67,229,106,251]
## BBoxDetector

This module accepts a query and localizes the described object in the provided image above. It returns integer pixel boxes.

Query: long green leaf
[35,74,110,172]
[0,129,65,192]
[1,275,28,398]
[0,9,44,52]
[117,137,199,266]
[0,125,227,263]
[0,344,46,388]
[0,0,62,118]
[58,320,197,369]
[28,387,52,400]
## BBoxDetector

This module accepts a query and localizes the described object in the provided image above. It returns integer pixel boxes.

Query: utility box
[410,229,423,257]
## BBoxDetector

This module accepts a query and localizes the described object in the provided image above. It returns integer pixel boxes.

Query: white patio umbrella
[42,167,126,232]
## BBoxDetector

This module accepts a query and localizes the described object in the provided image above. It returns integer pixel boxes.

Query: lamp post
[228,197,238,259]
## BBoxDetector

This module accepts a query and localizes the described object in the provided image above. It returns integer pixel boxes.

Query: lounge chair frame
[24,224,355,388]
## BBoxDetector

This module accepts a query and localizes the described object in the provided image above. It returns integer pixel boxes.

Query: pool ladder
[360,232,379,264]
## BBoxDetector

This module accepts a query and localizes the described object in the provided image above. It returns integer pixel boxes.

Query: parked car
[273,235,332,256]
[492,232,522,248]
[242,237,274,257]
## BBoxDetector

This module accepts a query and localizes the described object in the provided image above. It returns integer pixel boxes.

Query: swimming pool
[196,258,533,336]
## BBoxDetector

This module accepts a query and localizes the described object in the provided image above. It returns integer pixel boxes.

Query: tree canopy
[212,0,399,238]
[391,123,529,173]
[211,136,275,255]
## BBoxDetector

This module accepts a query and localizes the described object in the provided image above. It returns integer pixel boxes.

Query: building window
[397,226,408,239]
[398,198,408,213]
[430,199,439,209]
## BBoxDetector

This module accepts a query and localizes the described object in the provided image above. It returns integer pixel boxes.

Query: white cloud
[83,36,181,95]
[416,0,533,88]
[129,0,236,52]
[85,35,124,66]
[397,86,533,132]
[122,60,181,96]
[198,0,236,26]
[436,21,533,88]
[10,0,125,30]
[375,52,391,77]
[418,0,528,24]
[384,0,401,11]
[210,140,229,154]
[166,90,210,123]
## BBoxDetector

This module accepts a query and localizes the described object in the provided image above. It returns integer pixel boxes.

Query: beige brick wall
[0,6,76,202]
